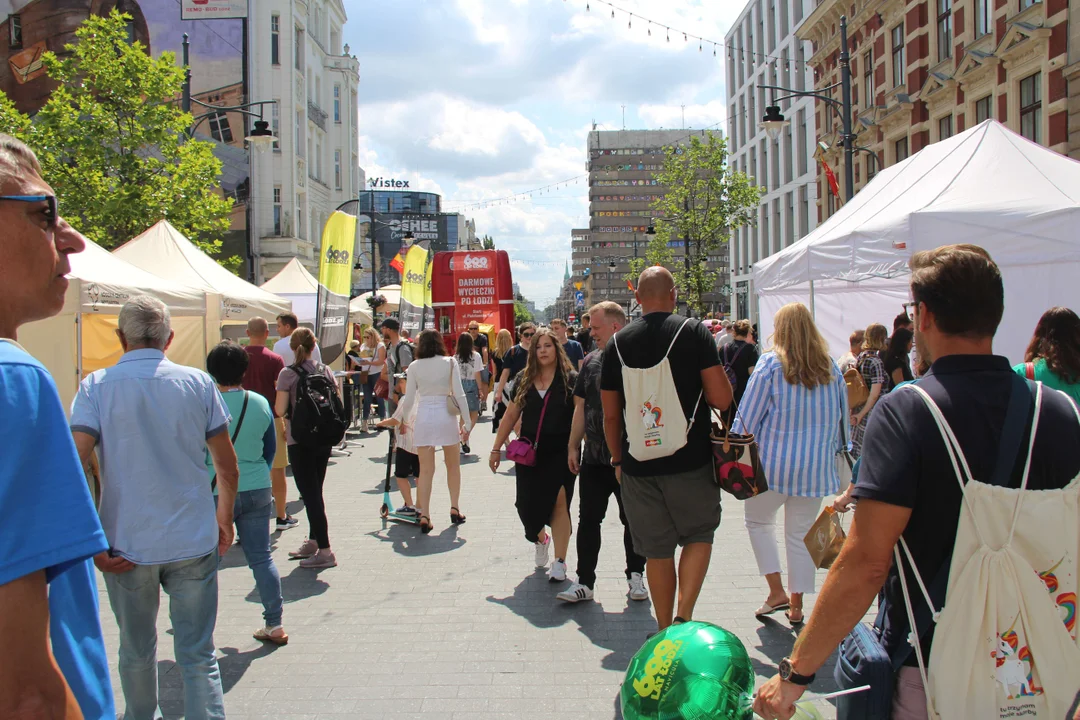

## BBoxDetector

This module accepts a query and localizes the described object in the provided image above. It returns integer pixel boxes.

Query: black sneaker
[461,442,471,454]
[276,516,299,531]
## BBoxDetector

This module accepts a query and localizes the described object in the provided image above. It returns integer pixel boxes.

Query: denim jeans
[362,375,386,420]
[103,552,224,720]
[217,487,283,627]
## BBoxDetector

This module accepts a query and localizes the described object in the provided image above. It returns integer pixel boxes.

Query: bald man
[600,267,733,632]
[243,318,298,530]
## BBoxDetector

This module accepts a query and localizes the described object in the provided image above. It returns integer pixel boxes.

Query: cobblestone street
[97,416,846,719]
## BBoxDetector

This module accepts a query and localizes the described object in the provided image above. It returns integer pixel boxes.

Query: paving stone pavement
[96,415,851,719]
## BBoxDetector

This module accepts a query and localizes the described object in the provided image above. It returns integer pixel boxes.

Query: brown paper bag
[804,506,846,569]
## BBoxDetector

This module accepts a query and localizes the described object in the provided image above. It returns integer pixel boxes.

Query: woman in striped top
[734,303,848,626]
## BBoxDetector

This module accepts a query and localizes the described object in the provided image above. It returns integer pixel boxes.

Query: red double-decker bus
[430,250,515,348]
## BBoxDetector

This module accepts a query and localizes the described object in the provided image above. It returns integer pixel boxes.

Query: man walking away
[244,317,298,531]
[577,314,596,354]
[0,133,116,719]
[493,322,535,408]
[274,312,322,366]
[552,317,585,371]
[468,321,490,411]
[71,295,239,720]
[601,267,733,631]
[753,245,1080,720]
[560,302,647,603]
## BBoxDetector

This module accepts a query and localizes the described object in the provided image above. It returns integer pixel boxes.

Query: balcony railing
[307,100,327,131]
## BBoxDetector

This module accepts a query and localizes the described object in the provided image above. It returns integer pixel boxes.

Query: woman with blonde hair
[850,322,889,458]
[358,326,386,431]
[491,328,514,435]
[489,328,578,583]
[734,303,847,625]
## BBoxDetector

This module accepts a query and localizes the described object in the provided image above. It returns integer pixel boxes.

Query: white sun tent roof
[753,120,1080,362]
[260,257,319,324]
[114,219,291,323]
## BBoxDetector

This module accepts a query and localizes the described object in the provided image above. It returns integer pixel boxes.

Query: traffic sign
[574,291,584,305]
[568,314,577,323]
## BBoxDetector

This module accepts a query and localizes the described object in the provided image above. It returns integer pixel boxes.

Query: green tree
[514,300,534,326]
[629,132,763,314]
[481,234,495,250]
[0,11,236,268]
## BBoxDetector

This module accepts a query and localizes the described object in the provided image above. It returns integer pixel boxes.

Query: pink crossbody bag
[505,390,551,467]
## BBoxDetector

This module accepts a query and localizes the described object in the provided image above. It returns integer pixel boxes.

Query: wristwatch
[778,657,815,686]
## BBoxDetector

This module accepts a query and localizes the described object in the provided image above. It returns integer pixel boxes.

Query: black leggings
[287,444,332,548]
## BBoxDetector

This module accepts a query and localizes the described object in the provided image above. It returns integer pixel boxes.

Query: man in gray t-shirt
[380,318,413,414]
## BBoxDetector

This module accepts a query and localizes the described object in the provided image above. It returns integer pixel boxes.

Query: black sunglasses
[522,332,535,338]
[0,194,58,228]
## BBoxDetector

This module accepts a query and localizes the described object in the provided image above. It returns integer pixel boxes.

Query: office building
[725,0,819,322]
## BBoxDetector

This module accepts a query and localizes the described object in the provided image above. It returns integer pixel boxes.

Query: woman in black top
[723,319,760,404]
[882,327,914,390]
[490,328,578,583]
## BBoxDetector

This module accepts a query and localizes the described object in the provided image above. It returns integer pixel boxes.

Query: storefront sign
[181,0,248,20]
[451,252,500,326]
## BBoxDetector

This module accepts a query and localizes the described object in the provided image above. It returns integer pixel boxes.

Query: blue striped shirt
[732,352,849,497]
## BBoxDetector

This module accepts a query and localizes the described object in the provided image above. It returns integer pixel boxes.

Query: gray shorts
[621,463,721,559]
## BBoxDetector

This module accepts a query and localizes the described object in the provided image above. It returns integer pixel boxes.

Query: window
[297,199,305,240]
[294,27,304,71]
[334,149,341,189]
[975,0,990,37]
[295,110,304,154]
[208,110,233,143]
[270,99,280,150]
[333,85,340,123]
[797,109,808,176]
[1021,0,1040,7]
[937,0,952,61]
[9,14,21,48]
[892,24,905,88]
[273,187,282,235]
[867,153,878,182]
[863,49,875,109]
[938,114,952,140]
[975,95,993,123]
[316,139,322,180]
[895,136,909,162]
[270,15,280,65]
[1020,72,1041,143]
[124,19,136,44]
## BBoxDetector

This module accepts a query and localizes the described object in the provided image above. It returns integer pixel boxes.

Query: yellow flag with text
[399,244,429,334]
[315,210,357,364]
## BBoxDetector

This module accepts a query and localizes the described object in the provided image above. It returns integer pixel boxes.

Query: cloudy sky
[342,0,743,308]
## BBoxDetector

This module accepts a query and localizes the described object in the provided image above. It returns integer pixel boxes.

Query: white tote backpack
[898,381,1080,720]
[612,318,703,462]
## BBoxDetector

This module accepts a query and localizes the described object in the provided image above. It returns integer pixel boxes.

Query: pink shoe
[299,549,337,569]
[288,539,318,559]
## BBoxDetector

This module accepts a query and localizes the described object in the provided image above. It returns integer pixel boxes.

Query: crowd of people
[5,131,1080,720]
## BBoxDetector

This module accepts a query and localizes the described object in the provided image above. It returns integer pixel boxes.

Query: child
[376,401,420,515]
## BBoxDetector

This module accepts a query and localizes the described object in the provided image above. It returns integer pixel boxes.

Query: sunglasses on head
[0,194,58,228]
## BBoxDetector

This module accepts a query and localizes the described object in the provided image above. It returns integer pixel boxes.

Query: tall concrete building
[572,129,730,318]
[725,0,819,322]
[799,0,1075,226]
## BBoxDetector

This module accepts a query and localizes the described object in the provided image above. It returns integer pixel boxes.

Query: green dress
[1012,358,1080,405]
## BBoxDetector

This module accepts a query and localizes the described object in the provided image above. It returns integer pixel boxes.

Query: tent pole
[76,313,83,382]
[809,280,816,321]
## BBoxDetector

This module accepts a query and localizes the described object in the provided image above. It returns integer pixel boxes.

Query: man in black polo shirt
[754,244,1080,719]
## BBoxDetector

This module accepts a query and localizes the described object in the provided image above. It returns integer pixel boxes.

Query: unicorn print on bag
[641,400,663,430]
[993,635,1033,699]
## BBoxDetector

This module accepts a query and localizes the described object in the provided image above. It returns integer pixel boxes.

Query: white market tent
[114,220,291,326]
[753,120,1080,364]
[18,239,209,410]
[260,257,319,325]
[350,284,399,321]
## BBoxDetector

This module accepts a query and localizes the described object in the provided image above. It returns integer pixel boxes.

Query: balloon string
[742,684,871,707]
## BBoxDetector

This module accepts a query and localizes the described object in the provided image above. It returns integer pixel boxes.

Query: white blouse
[398,356,473,432]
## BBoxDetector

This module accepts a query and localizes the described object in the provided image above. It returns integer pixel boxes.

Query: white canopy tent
[114,220,291,325]
[260,257,319,325]
[18,240,209,410]
[753,120,1080,363]
[350,284,399,322]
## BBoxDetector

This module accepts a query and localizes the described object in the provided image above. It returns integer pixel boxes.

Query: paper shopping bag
[805,506,846,569]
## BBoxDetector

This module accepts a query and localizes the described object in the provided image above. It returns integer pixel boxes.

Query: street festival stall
[350,284,401,317]
[114,220,291,338]
[753,120,1080,363]
[17,239,209,410]
[260,257,320,326]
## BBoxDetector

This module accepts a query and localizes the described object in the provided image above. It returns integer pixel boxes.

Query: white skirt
[413,396,460,447]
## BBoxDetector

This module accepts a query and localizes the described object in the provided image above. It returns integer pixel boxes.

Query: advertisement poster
[368,212,449,287]
[180,0,248,20]
[451,251,501,328]
[316,210,357,364]
[398,244,429,335]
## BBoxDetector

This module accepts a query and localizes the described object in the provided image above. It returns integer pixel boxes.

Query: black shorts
[395,449,420,479]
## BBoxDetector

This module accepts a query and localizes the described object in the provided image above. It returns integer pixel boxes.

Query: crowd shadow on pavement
[366,522,466,557]
[485,569,578,630]
[245,564,331,604]
[218,642,281,694]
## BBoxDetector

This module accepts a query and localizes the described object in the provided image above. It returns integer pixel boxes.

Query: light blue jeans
[103,552,224,720]
[218,487,283,627]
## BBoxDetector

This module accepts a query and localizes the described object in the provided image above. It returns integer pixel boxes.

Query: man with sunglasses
[493,322,535,409]
[0,134,117,718]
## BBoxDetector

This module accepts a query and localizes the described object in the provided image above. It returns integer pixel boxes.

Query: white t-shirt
[457,351,484,380]
[273,336,322,366]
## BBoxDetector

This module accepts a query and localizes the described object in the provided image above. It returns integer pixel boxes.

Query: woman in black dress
[882,327,914,390]
[489,328,578,583]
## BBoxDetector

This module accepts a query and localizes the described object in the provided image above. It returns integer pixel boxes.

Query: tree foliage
[628,132,763,314]
[0,11,237,268]
[514,300,534,326]
[481,234,495,250]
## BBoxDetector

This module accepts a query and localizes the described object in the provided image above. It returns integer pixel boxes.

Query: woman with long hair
[397,330,472,533]
[275,328,339,568]
[358,326,386,431]
[1015,306,1080,403]
[491,328,514,435]
[489,329,579,582]
[882,327,914,390]
[734,303,847,625]
[455,332,484,452]
[850,323,889,459]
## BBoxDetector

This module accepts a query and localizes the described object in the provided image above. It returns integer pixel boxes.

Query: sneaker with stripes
[556,582,594,603]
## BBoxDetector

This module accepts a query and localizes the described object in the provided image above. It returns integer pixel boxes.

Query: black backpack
[289,364,347,448]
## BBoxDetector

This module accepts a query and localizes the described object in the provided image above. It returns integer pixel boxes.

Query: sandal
[450,507,467,525]
[754,599,791,617]
[253,625,289,646]
[420,515,433,534]
[785,609,805,626]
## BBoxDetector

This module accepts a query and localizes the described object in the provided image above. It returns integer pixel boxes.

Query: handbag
[211,390,249,491]
[804,505,846,569]
[505,390,551,467]
[446,359,461,417]
[374,376,390,399]
[709,408,768,500]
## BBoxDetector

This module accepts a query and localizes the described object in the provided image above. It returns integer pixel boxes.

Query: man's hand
[568,446,580,474]
[218,520,234,556]
[93,551,135,574]
[614,464,621,483]
[753,676,806,720]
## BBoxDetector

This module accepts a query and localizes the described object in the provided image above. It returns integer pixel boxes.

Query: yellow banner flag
[399,244,429,333]
[315,210,357,363]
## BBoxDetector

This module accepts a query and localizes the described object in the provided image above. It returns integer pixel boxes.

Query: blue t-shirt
[0,340,115,719]
[563,339,585,368]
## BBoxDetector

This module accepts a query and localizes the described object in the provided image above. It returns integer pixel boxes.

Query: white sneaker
[557,582,594,603]
[534,537,550,568]
[628,572,649,601]
[548,559,567,582]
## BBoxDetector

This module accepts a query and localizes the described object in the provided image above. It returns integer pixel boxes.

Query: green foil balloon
[621,621,755,720]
